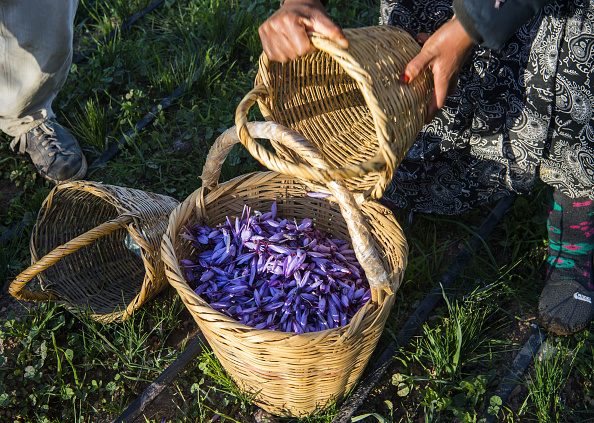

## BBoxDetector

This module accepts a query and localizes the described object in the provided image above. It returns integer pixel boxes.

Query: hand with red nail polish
[400,16,474,124]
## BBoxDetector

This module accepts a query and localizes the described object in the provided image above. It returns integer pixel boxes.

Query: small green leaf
[490,395,503,406]
[351,413,391,423]
[0,393,10,407]
[106,381,118,395]
[190,383,200,394]
[24,365,36,379]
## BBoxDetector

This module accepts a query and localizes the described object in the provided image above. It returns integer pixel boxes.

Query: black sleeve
[452,0,553,50]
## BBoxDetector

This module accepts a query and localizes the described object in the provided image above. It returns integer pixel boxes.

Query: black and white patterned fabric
[380,0,594,214]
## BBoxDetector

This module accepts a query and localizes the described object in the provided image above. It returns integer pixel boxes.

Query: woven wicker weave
[9,181,179,322]
[238,25,433,201]
[162,122,408,416]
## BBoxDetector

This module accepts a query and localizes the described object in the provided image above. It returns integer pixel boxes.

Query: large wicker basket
[9,181,179,322]
[162,123,407,416]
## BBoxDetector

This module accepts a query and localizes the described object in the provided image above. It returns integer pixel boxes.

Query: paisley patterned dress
[381,0,594,214]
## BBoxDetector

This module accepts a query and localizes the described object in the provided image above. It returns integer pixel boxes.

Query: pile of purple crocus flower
[180,202,371,334]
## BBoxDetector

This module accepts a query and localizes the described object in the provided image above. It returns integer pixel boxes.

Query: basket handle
[235,84,391,187]
[201,120,328,190]
[9,215,134,302]
[200,122,394,298]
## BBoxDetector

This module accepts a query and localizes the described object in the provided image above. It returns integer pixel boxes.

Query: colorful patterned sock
[546,188,594,288]
[539,188,594,335]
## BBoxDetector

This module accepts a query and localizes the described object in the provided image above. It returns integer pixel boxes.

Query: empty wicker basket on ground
[9,181,179,323]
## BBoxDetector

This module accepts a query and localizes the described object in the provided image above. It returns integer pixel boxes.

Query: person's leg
[536,1,594,335]
[539,188,594,334]
[0,0,86,183]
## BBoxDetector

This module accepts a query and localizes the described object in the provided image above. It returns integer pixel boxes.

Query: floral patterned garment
[380,0,594,215]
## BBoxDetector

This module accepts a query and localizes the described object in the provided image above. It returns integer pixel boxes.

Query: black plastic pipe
[89,84,185,171]
[481,325,547,423]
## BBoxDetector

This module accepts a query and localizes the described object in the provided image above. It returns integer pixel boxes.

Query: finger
[303,16,349,49]
[259,22,310,62]
[288,21,319,55]
[433,74,449,110]
[416,32,430,44]
[401,49,433,83]
[447,72,460,96]
[259,30,289,62]
[424,91,438,124]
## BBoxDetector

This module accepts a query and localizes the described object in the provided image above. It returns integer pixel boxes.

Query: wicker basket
[9,181,179,323]
[162,121,409,416]
[238,25,433,201]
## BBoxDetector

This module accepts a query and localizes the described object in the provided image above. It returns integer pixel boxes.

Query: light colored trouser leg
[0,0,78,138]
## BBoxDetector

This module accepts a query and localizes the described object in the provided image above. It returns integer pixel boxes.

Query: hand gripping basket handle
[235,30,411,198]
[9,215,134,302]
[199,123,393,299]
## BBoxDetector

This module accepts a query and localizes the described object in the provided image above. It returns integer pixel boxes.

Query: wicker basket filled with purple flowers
[161,26,432,417]
[162,122,407,416]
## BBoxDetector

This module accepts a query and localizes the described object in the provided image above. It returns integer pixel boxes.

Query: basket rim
[161,170,405,342]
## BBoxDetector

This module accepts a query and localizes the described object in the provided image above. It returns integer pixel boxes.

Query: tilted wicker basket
[241,25,433,201]
[9,181,179,322]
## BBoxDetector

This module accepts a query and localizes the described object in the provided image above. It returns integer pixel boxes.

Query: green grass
[0,0,593,422]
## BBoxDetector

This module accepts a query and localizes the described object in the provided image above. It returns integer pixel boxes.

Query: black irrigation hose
[331,194,518,423]
[113,333,208,423]
[73,0,165,65]
[481,325,547,423]
[88,84,185,171]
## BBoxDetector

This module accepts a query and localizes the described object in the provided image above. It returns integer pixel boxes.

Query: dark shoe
[539,277,594,335]
[10,119,87,183]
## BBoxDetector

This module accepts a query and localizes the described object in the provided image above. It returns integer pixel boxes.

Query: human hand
[258,0,349,63]
[400,16,475,123]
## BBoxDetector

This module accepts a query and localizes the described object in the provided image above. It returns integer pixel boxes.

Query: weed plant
[520,341,577,422]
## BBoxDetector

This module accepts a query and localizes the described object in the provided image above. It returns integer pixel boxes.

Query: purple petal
[319,296,327,314]
[210,302,231,309]
[340,312,347,327]
[305,192,331,199]
[341,293,350,308]
[200,270,215,282]
[268,244,294,255]
[297,219,313,231]
[263,302,284,312]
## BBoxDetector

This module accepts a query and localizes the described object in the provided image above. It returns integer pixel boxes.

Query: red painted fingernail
[399,73,410,83]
